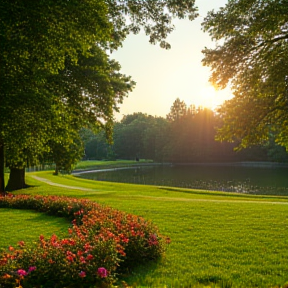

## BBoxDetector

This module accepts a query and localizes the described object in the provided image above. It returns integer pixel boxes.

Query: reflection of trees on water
[78,166,288,196]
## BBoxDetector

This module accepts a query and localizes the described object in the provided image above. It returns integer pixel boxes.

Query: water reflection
[75,164,288,196]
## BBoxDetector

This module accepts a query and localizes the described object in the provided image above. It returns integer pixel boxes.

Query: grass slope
[74,159,153,171]
[1,169,287,288]
[0,208,69,249]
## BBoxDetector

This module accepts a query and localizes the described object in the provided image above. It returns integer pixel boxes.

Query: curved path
[30,175,94,191]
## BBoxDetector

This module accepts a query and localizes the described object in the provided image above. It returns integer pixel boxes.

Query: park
[1,1,288,287]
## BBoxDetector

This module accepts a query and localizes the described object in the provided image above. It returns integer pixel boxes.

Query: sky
[112,0,231,121]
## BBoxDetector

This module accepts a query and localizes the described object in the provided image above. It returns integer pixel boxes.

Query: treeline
[82,99,288,163]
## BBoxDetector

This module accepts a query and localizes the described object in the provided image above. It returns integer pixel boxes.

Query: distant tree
[84,131,110,160]
[143,117,169,161]
[114,114,149,159]
[49,135,84,176]
[202,0,288,150]
[44,112,85,175]
[166,98,188,122]
[79,128,97,149]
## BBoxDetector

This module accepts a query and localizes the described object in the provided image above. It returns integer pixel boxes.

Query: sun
[199,86,217,109]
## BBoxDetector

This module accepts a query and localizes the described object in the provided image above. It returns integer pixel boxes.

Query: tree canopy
[202,0,288,150]
[0,0,198,192]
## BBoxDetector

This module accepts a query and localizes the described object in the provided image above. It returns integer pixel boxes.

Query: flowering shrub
[0,194,170,287]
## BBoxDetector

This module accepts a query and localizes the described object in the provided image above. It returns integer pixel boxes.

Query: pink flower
[28,266,36,272]
[97,267,107,278]
[79,271,86,278]
[17,269,28,276]
[148,233,158,246]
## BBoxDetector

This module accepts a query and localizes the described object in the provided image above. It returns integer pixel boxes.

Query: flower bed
[0,194,170,287]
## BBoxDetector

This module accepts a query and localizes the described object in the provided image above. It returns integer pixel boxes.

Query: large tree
[202,0,288,150]
[3,45,134,190]
[0,0,198,192]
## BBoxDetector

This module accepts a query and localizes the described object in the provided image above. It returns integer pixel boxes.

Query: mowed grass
[1,170,288,287]
[74,159,153,171]
[0,208,69,249]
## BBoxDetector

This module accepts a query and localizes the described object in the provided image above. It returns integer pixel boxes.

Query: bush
[0,194,170,287]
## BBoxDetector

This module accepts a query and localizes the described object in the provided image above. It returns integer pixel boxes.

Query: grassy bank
[1,168,287,287]
[0,208,69,248]
[74,159,154,171]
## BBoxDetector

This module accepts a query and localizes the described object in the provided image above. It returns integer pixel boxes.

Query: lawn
[1,168,287,288]
[0,208,69,249]
[74,159,154,171]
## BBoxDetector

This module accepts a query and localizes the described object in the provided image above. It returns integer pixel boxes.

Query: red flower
[80,256,86,263]
[86,254,93,261]
[18,241,25,247]
[2,273,11,279]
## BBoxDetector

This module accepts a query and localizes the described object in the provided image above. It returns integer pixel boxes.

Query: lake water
[75,164,288,196]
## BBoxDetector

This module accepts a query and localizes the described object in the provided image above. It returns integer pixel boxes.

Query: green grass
[0,208,69,249]
[1,169,288,288]
[74,159,154,171]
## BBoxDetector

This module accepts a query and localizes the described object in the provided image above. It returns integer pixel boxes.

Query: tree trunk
[6,167,27,191]
[0,144,5,195]
[54,164,59,175]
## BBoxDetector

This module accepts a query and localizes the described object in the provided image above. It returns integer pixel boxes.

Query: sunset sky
[112,0,232,121]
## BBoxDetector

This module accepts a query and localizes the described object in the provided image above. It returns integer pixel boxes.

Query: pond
[75,163,288,196]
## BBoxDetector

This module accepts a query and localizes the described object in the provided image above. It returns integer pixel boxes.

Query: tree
[3,45,134,190]
[0,144,4,195]
[47,133,84,176]
[202,0,288,150]
[0,0,112,192]
[166,98,188,122]
[1,0,198,191]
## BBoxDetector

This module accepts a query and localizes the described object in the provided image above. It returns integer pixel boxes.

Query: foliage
[83,107,288,163]
[0,194,169,287]
[0,0,198,191]
[44,129,84,174]
[166,98,188,122]
[105,0,198,50]
[165,105,223,162]
[202,0,288,150]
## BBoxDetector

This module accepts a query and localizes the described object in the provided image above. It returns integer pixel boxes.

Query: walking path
[30,175,94,191]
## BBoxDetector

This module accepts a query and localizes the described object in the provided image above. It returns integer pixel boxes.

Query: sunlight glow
[199,86,217,109]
